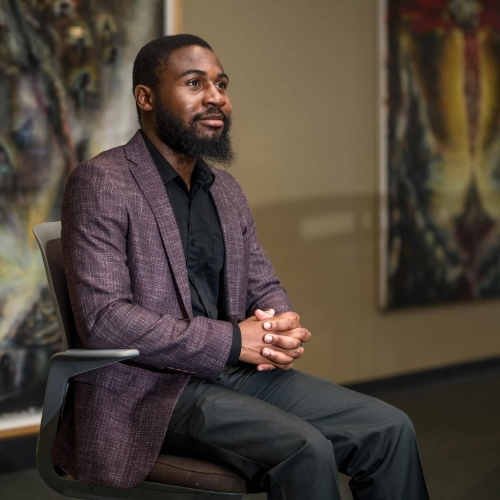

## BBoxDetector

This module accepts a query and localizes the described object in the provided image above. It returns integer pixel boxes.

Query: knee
[377,403,417,442]
[391,406,415,434]
[299,427,335,462]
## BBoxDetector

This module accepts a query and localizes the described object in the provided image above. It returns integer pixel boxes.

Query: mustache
[193,109,228,122]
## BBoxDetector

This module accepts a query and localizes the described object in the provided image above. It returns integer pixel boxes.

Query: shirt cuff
[226,323,242,366]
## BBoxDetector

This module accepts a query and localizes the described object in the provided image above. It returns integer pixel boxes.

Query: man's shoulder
[91,145,127,166]
[67,153,122,194]
[70,131,144,180]
[69,142,132,184]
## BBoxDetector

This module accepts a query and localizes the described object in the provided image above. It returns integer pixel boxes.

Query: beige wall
[184,0,500,384]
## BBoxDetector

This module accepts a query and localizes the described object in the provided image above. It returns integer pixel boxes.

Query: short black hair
[132,34,212,121]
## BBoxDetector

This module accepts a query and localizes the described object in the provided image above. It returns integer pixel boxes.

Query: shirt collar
[141,130,215,191]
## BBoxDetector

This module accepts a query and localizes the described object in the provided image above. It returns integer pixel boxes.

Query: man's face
[153,45,234,164]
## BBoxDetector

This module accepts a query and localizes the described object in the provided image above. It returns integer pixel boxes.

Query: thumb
[255,308,275,320]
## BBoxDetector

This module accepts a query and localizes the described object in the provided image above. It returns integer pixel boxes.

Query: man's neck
[142,129,197,190]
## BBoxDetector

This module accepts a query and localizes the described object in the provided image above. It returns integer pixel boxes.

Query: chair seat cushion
[145,454,247,493]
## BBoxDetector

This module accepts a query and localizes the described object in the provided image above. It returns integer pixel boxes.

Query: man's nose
[203,85,226,108]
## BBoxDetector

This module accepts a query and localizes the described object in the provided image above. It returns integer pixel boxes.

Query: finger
[277,311,300,323]
[263,333,302,350]
[254,309,275,321]
[262,318,300,332]
[262,344,304,358]
[293,328,311,343]
[286,328,311,343]
[265,328,311,343]
[260,361,294,371]
[261,347,294,364]
[256,363,276,371]
[261,347,303,363]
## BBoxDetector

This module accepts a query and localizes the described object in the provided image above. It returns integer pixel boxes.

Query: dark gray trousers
[162,363,429,500]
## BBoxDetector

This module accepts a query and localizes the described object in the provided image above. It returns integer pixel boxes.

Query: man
[55,34,429,499]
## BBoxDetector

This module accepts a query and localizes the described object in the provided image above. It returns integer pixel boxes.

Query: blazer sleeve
[224,173,294,317]
[61,161,233,381]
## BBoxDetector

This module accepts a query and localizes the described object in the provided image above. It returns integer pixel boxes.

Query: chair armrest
[64,348,139,360]
[39,348,139,435]
[36,349,139,495]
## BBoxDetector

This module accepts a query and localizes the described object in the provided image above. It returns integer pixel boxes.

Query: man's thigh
[163,371,338,489]
[164,365,424,499]
[216,364,412,475]
[165,365,402,472]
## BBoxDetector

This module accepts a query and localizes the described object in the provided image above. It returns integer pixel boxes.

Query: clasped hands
[238,309,311,371]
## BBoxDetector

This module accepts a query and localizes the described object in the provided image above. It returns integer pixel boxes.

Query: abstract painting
[0,0,163,431]
[380,0,500,308]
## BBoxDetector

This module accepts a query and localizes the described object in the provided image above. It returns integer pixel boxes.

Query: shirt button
[191,238,196,246]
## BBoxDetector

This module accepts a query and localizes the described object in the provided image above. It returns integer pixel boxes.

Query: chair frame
[33,221,253,500]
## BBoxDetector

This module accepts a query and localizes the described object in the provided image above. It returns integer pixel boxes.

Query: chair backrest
[32,222,250,499]
[33,221,74,351]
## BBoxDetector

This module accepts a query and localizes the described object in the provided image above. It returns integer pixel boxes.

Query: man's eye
[216,82,228,90]
[186,79,200,87]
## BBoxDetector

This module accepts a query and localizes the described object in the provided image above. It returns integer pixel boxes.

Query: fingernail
[257,366,263,371]
[269,309,275,315]
[262,349,271,357]
[264,334,273,343]
[264,322,271,329]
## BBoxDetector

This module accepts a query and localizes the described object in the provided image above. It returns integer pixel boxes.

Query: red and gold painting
[0,0,163,432]
[380,0,500,308]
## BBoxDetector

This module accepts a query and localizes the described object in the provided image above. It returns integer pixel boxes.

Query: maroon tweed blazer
[52,131,292,488]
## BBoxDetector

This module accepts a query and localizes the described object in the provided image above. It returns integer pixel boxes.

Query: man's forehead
[168,45,224,75]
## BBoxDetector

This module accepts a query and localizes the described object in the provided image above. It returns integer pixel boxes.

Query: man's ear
[134,85,154,112]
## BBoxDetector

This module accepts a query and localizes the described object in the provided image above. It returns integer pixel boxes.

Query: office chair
[33,221,262,500]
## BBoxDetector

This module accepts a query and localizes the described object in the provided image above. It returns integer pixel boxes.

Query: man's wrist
[226,323,242,366]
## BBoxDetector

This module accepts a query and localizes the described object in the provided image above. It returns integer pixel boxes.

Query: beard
[155,101,234,167]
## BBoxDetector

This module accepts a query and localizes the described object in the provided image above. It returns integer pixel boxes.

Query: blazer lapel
[209,171,244,320]
[124,131,192,318]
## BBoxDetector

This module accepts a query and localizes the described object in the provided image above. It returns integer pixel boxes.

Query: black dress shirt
[142,132,241,365]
